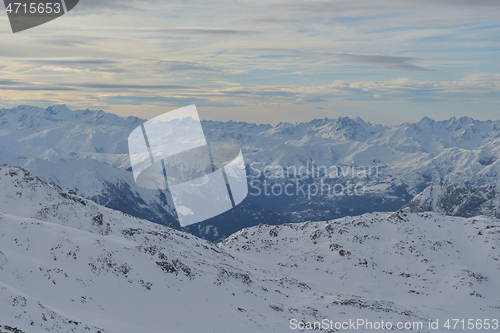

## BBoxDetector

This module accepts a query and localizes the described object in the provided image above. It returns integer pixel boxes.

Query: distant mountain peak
[417,116,435,125]
[45,104,71,115]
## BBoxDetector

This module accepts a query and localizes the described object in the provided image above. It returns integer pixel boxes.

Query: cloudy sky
[0,0,499,124]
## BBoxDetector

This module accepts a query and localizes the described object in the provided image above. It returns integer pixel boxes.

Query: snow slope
[0,165,289,332]
[1,166,499,332]
[406,181,500,218]
[221,210,500,325]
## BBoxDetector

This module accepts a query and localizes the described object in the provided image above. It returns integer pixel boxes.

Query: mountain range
[1,165,499,332]
[1,104,500,241]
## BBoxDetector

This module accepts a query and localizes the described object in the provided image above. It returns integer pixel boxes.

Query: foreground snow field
[0,165,499,332]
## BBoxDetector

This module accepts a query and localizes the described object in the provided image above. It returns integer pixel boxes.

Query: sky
[0,0,499,125]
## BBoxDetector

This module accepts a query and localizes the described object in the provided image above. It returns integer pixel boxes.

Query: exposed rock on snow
[0,166,499,332]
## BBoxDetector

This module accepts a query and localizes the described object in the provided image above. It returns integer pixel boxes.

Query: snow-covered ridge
[0,165,499,332]
[405,181,500,218]
[0,105,141,169]
[206,114,500,190]
[2,104,499,174]
[0,165,276,332]
[2,104,500,236]
[2,104,499,189]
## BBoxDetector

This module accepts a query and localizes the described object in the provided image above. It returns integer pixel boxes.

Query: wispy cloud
[0,79,78,91]
[68,83,196,90]
[152,28,262,35]
[21,58,120,66]
[0,0,498,123]
[139,59,224,73]
[248,49,437,71]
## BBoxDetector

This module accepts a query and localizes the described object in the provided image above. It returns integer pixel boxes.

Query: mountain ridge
[2,104,500,240]
[0,165,499,332]
[405,180,500,218]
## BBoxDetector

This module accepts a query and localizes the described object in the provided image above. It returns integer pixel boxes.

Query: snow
[2,104,500,230]
[2,104,500,195]
[407,180,500,218]
[0,165,499,332]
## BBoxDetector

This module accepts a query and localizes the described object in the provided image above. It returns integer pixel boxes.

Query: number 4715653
[443,319,499,330]
[5,2,62,14]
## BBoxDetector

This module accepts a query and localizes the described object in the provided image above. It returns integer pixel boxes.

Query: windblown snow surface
[0,166,499,332]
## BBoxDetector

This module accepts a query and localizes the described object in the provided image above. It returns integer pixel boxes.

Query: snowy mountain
[0,105,180,226]
[1,104,500,240]
[204,115,500,221]
[0,105,287,241]
[0,165,280,332]
[0,105,135,168]
[405,181,500,218]
[1,166,499,332]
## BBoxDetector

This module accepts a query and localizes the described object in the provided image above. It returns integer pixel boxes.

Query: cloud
[151,28,262,35]
[330,53,437,72]
[31,37,93,47]
[248,49,437,72]
[0,86,77,91]
[327,73,500,102]
[0,79,20,85]
[221,89,296,97]
[0,79,194,92]
[9,58,126,74]
[21,58,120,66]
[147,60,223,72]
[1,0,498,123]
[0,79,78,91]
[69,83,197,90]
[270,0,500,15]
